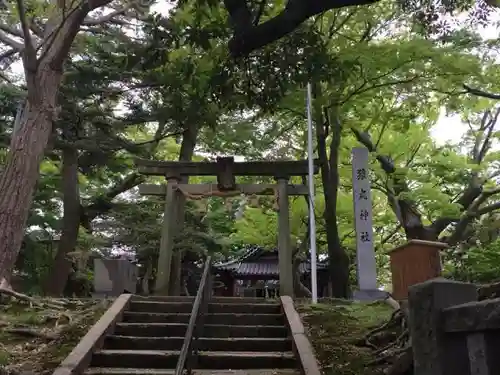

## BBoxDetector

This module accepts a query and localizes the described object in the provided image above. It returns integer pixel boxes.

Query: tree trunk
[43,144,81,296]
[313,84,350,298]
[0,0,103,282]
[293,255,312,298]
[0,68,63,281]
[292,215,312,298]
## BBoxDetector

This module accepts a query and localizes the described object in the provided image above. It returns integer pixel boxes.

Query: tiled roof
[237,262,277,275]
[214,246,327,276]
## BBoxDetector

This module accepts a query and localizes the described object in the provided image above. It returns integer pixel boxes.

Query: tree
[0,0,497,300]
[219,0,496,56]
[0,0,155,284]
[353,104,500,244]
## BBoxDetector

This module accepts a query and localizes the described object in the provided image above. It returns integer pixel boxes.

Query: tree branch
[446,188,500,245]
[475,201,500,216]
[0,23,24,38]
[81,171,145,231]
[380,225,402,246]
[463,84,500,100]
[87,0,115,11]
[430,108,499,235]
[16,0,38,91]
[0,31,24,50]
[83,4,135,25]
[226,0,380,57]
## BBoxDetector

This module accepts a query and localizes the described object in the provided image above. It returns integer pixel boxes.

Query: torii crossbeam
[136,156,320,297]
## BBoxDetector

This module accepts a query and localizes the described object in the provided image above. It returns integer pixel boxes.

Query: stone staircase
[85,296,300,375]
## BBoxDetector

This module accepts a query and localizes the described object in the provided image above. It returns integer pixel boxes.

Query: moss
[0,350,10,366]
[0,298,110,374]
[296,301,392,375]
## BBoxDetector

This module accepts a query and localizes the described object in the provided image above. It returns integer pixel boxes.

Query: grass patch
[296,300,393,375]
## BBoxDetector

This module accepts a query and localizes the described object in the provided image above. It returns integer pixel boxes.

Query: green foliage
[445,239,500,283]
[0,0,499,293]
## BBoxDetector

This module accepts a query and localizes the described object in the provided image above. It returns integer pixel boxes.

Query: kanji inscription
[351,147,377,293]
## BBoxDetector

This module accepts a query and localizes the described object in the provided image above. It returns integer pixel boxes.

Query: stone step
[114,323,288,338]
[86,368,300,375]
[132,296,276,304]
[91,350,296,369]
[128,301,281,314]
[104,336,293,352]
[122,312,285,326]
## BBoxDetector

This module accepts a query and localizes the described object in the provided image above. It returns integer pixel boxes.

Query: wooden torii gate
[136,156,320,297]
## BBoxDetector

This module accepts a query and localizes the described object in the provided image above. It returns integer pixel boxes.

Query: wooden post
[216,156,236,191]
[277,177,293,297]
[154,178,179,295]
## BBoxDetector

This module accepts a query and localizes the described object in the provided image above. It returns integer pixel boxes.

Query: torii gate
[136,156,320,297]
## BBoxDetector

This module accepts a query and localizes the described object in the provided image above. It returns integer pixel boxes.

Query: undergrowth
[0,296,110,375]
[297,300,393,375]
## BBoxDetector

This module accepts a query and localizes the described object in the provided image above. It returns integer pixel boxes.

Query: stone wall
[93,258,138,297]
[408,278,500,375]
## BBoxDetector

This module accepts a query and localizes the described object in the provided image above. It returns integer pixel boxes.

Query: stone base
[353,289,389,301]
[92,292,113,298]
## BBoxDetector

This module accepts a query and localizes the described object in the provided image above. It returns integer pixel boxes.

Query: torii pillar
[276,176,293,297]
[155,174,180,295]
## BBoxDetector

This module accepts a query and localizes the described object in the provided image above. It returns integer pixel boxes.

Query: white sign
[351,147,378,291]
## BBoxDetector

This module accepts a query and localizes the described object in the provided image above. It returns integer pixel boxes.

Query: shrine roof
[213,245,327,277]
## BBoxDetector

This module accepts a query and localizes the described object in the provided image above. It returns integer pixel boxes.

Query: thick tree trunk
[0,68,62,281]
[0,0,103,282]
[43,145,81,296]
[313,85,350,298]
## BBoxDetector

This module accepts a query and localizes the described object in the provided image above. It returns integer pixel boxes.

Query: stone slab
[408,278,478,375]
[442,298,500,333]
[86,369,301,375]
[104,335,292,352]
[353,289,389,301]
[280,296,322,375]
[91,350,297,369]
[94,259,138,296]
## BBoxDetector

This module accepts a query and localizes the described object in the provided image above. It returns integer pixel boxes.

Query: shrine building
[212,246,330,298]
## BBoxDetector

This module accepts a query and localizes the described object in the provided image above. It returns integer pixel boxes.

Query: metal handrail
[174,256,213,375]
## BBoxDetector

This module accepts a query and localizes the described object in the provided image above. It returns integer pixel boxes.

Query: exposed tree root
[4,327,58,340]
[0,294,110,375]
[0,286,65,310]
[362,284,500,375]
[360,296,413,375]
